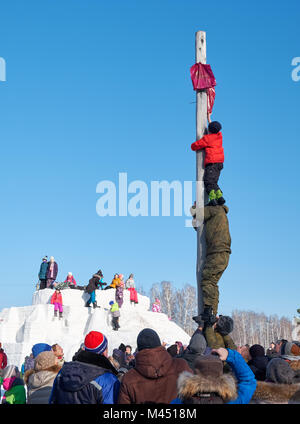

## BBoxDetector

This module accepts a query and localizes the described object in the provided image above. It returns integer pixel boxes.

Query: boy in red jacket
[191,120,225,206]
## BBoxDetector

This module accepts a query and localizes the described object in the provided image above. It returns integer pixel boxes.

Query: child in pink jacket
[50,288,63,320]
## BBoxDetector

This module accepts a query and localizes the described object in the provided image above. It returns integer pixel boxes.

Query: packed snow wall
[0,288,191,369]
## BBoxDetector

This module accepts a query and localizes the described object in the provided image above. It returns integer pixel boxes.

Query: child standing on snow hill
[109,301,120,331]
[64,272,77,287]
[152,298,161,313]
[126,274,138,305]
[50,288,63,320]
[105,273,120,290]
[85,270,104,308]
[115,275,124,308]
[191,118,225,206]
[125,274,135,289]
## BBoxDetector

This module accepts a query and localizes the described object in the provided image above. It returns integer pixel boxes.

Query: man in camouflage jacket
[191,204,231,316]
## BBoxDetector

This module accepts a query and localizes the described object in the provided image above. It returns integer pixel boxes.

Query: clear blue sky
[0,0,299,320]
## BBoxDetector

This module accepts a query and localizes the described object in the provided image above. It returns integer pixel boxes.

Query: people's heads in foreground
[137,328,161,352]
[125,345,132,355]
[52,344,64,358]
[84,331,108,357]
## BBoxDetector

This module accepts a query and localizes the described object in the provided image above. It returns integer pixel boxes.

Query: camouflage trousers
[202,251,230,315]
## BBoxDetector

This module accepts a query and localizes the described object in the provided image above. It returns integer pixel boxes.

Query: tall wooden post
[195,31,208,315]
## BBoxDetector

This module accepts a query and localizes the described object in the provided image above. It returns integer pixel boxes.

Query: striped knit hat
[84,331,108,355]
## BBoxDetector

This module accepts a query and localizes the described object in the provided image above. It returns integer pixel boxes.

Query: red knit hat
[84,331,108,355]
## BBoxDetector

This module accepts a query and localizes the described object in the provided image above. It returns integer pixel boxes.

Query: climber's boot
[201,306,217,325]
[216,189,226,205]
[59,312,63,320]
[207,190,218,206]
[93,301,100,309]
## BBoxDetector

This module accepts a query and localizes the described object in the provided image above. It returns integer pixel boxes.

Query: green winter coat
[205,326,237,350]
[110,302,120,317]
[1,379,26,404]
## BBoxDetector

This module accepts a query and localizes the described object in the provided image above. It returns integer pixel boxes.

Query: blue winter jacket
[38,261,49,280]
[49,350,120,404]
[171,349,257,404]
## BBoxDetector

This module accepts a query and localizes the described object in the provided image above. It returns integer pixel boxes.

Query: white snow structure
[0,288,191,369]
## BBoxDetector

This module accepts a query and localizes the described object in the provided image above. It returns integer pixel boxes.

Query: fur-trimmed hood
[252,381,300,404]
[288,360,300,371]
[24,365,61,386]
[177,371,237,403]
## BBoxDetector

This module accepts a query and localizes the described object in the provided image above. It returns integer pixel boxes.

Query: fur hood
[177,371,237,403]
[289,360,300,371]
[24,365,61,385]
[252,381,300,404]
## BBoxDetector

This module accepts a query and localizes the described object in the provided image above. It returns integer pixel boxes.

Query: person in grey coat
[181,319,207,371]
[24,351,61,404]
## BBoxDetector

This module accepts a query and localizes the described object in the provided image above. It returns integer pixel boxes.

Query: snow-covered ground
[0,288,191,369]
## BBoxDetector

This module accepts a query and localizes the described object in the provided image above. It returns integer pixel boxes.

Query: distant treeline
[144,281,292,345]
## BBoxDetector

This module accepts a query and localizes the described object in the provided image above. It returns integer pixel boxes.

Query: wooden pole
[195,31,208,315]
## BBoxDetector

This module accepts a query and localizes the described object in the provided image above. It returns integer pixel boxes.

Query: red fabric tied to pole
[207,87,216,115]
[190,62,217,114]
[190,63,216,90]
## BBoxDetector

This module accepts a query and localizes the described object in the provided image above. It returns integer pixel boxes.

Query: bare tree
[231,310,292,348]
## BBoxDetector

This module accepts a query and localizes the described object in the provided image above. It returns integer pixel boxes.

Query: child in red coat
[50,288,63,320]
[191,119,225,206]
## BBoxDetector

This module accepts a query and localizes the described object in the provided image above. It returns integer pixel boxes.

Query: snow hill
[0,288,191,369]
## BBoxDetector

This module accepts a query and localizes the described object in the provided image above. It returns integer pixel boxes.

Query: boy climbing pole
[191,116,225,206]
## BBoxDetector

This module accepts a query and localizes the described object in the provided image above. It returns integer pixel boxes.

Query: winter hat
[188,332,207,355]
[266,358,295,384]
[68,272,72,276]
[112,348,126,366]
[249,344,265,358]
[118,343,126,352]
[167,345,178,357]
[137,328,161,351]
[283,342,300,357]
[96,270,103,277]
[42,256,48,261]
[194,354,224,378]
[34,351,57,371]
[216,316,234,336]
[208,121,222,134]
[50,256,55,262]
[109,301,114,306]
[2,365,20,380]
[32,343,52,359]
[84,331,108,355]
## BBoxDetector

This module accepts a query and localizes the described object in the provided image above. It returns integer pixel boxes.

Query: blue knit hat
[84,331,108,355]
[32,343,52,358]
[109,301,114,306]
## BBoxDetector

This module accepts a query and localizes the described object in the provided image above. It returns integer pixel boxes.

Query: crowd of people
[1,312,299,404]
